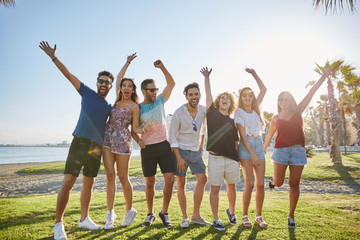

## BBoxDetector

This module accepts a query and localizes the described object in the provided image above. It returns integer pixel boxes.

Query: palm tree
[315,60,343,164]
[305,106,321,145]
[339,65,360,145]
[0,0,15,7]
[263,111,274,142]
[313,0,358,14]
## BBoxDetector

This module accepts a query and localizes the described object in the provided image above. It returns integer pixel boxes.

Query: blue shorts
[239,136,265,160]
[272,145,307,165]
[175,149,206,177]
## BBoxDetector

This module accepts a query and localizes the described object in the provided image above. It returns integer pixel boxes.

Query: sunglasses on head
[97,79,111,85]
[145,88,159,93]
[192,120,197,131]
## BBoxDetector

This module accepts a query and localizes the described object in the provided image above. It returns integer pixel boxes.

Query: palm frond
[313,0,358,14]
[0,0,15,7]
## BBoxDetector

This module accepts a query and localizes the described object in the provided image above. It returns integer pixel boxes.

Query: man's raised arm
[39,41,81,90]
[201,66,213,110]
[154,60,175,101]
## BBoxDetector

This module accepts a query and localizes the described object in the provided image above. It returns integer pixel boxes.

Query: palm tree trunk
[327,79,343,164]
[341,108,347,154]
[325,105,331,145]
[319,111,325,146]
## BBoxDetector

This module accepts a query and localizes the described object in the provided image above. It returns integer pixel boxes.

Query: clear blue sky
[0,0,359,144]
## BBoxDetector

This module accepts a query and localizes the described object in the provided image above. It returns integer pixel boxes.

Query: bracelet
[52,57,58,62]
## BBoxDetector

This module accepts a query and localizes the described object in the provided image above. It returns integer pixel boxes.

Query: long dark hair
[117,78,138,103]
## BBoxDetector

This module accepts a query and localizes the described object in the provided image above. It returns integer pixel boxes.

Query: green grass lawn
[0,191,359,240]
[19,153,360,182]
[3,153,360,239]
[0,192,360,239]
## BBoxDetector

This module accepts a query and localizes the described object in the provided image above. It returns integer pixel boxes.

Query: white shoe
[54,222,67,240]
[180,218,190,228]
[104,210,117,230]
[78,216,101,230]
[121,208,137,226]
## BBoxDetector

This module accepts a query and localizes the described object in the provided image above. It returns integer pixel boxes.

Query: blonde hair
[214,92,236,115]
[238,87,264,125]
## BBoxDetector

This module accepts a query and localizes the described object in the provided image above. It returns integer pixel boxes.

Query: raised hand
[39,41,56,59]
[127,53,137,64]
[154,60,164,68]
[245,68,256,74]
[200,67,212,78]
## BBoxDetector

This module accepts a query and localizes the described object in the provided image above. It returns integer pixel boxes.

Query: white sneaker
[104,210,117,230]
[54,222,67,240]
[121,208,137,226]
[78,216,101,230]
[180,218,190,228]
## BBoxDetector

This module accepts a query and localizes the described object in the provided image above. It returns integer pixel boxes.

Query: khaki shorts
[208,154,240,186]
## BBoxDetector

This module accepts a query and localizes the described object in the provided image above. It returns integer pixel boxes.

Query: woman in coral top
[263,69,329,229]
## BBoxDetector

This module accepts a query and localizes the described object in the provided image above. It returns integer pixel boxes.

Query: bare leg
[177,176,188,219]
[80,176,95,221]
[288,165,304,218]
[273,162,288,187]
[240,159,254,217]
[210,185,221,221]
[103,148,116,211]
[115,154,132,211]
[145,175,156,214]
[254,159,266,217]
[161,172,175,214]
[55,174,77,223]
[226,183,236,214]
[192,173,207,218]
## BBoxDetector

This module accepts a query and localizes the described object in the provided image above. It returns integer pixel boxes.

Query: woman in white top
[234,68,267,228]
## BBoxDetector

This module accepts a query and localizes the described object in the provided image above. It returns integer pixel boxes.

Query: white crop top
[234,108,263,137]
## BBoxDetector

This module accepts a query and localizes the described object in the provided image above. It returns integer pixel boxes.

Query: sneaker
[158,211,172,229]
[191,216,211,225]
[121,208,137,226]
[78,216,101,230]
[180,218,190,228]
[142,213,156,227]
[104,210,117,230]
[213,219,225,231]
[269,179,275,189]
[226,208,237,225]
[288,217,296,228]
[54,222,67,240]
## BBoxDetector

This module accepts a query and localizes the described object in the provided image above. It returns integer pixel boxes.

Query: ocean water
[0,146,140,164]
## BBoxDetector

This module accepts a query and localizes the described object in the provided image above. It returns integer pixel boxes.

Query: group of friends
[39,41,330,240]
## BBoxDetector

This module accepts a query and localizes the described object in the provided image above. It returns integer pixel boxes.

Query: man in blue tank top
[40,41,113,240]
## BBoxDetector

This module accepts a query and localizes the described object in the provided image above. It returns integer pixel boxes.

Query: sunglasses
[278,98,290,103]
[242,93,253,98]
[145,88,159,93]
[192,120,197,131]
[97,79,111,85]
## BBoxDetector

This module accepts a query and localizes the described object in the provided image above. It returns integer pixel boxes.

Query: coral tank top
[274,114,305,148]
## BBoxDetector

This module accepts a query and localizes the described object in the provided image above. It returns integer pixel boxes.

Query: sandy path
[0,161,360,197]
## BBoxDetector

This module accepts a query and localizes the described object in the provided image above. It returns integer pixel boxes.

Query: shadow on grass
[288,228,296,240]
[333,163,360,193]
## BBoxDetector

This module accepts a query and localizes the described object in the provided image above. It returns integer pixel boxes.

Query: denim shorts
[239,136,265,160]
[175,149,206,177]
[271,145,307,166]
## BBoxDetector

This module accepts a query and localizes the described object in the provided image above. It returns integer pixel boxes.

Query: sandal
[255,216,268,229]
[241,215,252,227]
